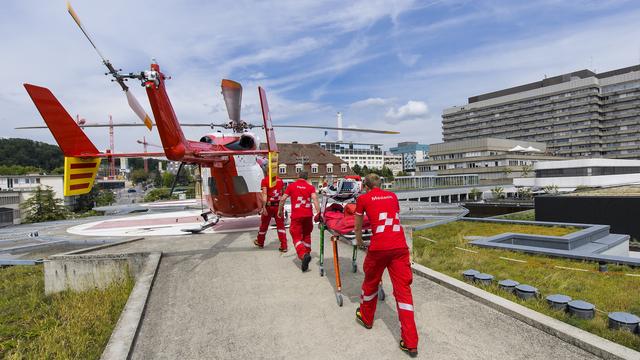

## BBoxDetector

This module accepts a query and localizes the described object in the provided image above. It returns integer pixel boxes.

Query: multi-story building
[262,142,353,188]
[0,174,65,224]
[383,152,403,175]
[514,158,640,191]
[166,161,182,174]
[315,141,384,169]
[416,138,560,185]
[389,142,429,172]
[442,65,640,159]
[0,192,21,226]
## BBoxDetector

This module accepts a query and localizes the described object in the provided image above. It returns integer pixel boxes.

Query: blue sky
[2,0,640,152]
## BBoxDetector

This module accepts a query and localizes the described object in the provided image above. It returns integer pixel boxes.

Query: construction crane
[76,114,117,179]
[136,137,162,173]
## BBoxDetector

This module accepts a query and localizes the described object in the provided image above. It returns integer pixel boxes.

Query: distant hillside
[0,138,63,171]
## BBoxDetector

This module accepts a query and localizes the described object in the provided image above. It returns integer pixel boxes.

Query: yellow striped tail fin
[268,152,278,187]
[64,157,101,196]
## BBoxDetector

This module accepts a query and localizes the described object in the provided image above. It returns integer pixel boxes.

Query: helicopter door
[233,155,261,194]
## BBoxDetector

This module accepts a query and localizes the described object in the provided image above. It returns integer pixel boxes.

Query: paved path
[96,230,600,359]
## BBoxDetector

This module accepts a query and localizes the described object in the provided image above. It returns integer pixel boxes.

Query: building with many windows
[315,141,384,169]
[389,141,429,172]
[416,138,560,185]
[383,152,403,175]
[262,142,352,188]
[442,65,640,159]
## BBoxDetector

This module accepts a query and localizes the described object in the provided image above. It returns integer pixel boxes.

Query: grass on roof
[413,220,640,351]
[0,265,133,359]
[492,209,535,221]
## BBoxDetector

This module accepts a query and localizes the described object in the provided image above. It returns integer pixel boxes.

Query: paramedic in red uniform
[254,173,288,253]
[278,171,319,272]
[354,174,418,357]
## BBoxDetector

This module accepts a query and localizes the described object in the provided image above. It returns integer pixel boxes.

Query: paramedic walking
[278,171,319,272]
[254,174,288,252]
[354,174,419,357]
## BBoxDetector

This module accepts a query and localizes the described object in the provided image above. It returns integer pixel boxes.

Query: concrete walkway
[95,230,600,359]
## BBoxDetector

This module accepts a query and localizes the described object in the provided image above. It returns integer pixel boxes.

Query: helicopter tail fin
[24,83,101,196]
[61,156,101,196]
[23,83,100,157]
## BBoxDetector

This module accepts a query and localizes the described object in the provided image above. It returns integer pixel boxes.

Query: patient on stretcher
[319,203,370,235]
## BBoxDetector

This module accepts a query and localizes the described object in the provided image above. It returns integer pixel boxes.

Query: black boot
[301,253,311,272]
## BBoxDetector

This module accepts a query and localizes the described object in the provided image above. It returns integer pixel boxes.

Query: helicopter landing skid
[181,214,220,234]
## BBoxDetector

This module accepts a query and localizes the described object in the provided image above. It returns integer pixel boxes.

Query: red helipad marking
[89,216,203,230]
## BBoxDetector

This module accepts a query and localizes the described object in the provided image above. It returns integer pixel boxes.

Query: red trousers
[256,206,287,249]
[290,217,313,259]
[360,248,418,349]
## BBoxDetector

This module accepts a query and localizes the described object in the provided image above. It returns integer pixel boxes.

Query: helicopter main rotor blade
[126,91,153,130]
[16,123,153,129]
[67,1,153,130]
[272,125,399,134]
[221,79,242,125]
[66,1,107,63]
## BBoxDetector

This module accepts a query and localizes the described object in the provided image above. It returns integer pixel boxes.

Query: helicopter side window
[232,176,249,195]
[200,136,213,143]
[208,177,219,196]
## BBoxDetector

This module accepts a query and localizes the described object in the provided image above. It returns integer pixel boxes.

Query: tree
[0,165,44,175]
[150,169,162,187]
[491,186,505,199]
[131,169,149,184]
[20,186,69,223]
[543,184,559,194]
[144,188,178,202]
[396,171,408,177]
[176,168,193,186]
[521,164,533,177]
[96,189,115,206]
[516,187,532,200]
[502,167,513,177]
[73,187,99,213]
[351,164,362,176]
[162,172,176,188]
[0,138,63,171]
[469,188,482,201]
[128,158,163,172]
[380,166,394,181]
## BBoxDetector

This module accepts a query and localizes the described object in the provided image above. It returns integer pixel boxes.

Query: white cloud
[248,72,267,80]
[385,100,429,122]
[220,37,329,74]
[350,97,393,108]
[416,8,640,80]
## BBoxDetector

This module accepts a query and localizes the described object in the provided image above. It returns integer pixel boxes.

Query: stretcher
[317,178,386,306]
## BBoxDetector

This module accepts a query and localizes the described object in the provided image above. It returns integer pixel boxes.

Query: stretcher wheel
[336,293,343,307]
[351,262,357,273]
[378,287,386,301]
[319,267,324,277]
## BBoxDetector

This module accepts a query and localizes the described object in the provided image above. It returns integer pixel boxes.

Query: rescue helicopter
[19,2,399,233]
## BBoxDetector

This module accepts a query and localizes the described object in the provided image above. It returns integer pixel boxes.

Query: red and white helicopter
[19,2,398,232]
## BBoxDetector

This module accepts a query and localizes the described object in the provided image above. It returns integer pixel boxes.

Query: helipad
[67,210,264,237]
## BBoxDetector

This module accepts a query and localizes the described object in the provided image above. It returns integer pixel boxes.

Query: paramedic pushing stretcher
[278,171,320,272]
[354,174,419,357]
